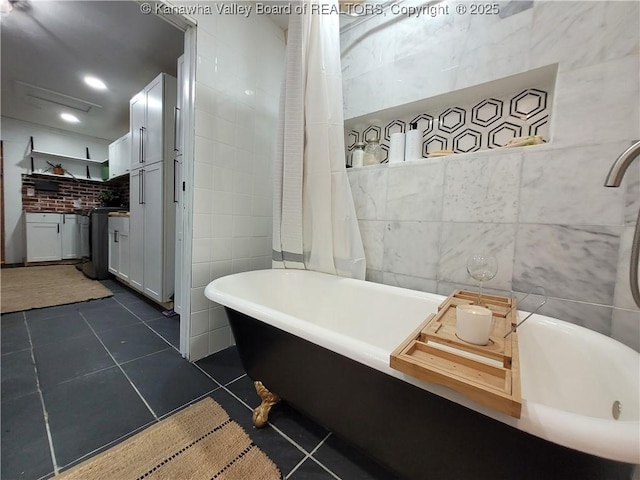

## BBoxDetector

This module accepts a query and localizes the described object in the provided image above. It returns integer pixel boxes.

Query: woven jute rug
[56,398,282,480]
[1,265,113,314]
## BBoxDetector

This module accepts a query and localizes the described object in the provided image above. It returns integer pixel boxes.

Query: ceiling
[1,0,185,141]
[0,0,376,142]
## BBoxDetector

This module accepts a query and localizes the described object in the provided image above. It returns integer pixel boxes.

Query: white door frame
[178,24,196,358]
[147,2,196,359]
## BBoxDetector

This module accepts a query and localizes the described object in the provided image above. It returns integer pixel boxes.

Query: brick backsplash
[22,174,130,213]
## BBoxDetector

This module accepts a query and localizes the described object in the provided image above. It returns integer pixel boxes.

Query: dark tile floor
[1,278,398,480]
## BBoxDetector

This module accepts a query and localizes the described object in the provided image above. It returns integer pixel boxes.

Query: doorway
[0,1,195,358]
[1,140,5,265]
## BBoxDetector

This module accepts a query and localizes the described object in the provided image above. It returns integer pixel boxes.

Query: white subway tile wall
[189,13,285,360]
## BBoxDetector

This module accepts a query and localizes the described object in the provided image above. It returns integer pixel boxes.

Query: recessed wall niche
[344,65,557,164]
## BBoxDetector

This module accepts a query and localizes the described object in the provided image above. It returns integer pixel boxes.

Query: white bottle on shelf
[405,122,423,162]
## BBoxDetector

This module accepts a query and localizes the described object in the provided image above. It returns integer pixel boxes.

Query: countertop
[108,212,130,217]
[24,210,88,215]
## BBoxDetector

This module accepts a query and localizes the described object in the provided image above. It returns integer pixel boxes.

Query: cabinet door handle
[173,159,179,203]
[173,107,180,153]
[57,224,60,234]
[138,170,143,204]
[114,230,119,243]
[62,214,66,224]
[141,169,145,205]
[139,126,145,164]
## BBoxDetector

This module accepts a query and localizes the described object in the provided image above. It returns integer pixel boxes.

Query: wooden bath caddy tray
[390,290,522,418]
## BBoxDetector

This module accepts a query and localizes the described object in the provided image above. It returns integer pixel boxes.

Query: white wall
[186,13,285,360]
[342,1,640,351]
[1,117,110,263]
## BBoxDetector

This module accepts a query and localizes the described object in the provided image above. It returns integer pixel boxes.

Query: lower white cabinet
[108,216,130,282]
[25,213,62,262]
[26,213,82,263]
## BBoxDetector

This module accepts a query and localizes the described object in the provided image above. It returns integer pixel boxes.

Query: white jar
[351,142,365,168]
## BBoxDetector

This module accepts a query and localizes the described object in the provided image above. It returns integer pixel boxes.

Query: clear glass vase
[363,138,383,166]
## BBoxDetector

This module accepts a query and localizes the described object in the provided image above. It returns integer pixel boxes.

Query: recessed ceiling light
[84,75,107,90]
[60,113,80,123]
[0,0,13,15]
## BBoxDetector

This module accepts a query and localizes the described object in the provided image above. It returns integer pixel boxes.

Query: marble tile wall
[343,1,640,351]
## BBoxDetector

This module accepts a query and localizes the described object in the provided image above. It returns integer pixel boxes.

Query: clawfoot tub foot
[252,381,280,428]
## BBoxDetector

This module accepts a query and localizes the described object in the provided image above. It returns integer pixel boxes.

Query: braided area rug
[1,265,112,313]
[56,398,282,480]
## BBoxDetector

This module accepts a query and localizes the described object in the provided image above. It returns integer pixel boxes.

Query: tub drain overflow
[612,400,622,420]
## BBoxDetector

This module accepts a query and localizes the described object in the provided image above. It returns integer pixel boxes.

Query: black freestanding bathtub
[204,270,639,480]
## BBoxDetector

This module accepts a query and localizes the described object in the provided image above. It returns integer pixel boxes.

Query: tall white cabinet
[129,73,177,303]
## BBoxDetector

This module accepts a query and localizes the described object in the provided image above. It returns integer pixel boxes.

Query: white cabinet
[129,73,177,303]
[108,216,130,282]
[130,163,174,302]
[108,133,130,179]
[61,214,80,259]
[130,73,175,169]
[26,213,62,262]
[129,169,144,292]
[142,163,163,299]
[25,213,82,262]
[130,91,146,170]
[119,226,130,282]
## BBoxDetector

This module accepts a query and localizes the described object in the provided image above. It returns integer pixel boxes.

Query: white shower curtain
[273,0,366,279]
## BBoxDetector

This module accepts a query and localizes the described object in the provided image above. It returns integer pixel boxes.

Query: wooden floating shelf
[390,290,522,418]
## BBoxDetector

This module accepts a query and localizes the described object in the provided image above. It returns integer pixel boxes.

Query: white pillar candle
[456,304,493,345]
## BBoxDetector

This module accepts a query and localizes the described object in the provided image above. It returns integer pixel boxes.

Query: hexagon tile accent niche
[345,86,551,163]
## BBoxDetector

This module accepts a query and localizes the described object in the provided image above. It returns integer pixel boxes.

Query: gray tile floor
[1,278,398,480]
